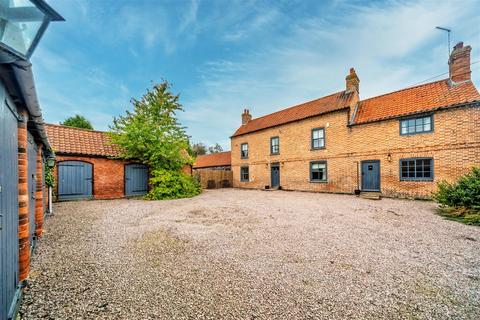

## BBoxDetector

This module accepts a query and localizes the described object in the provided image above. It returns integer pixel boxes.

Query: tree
[61,115,94,130]
[191,143,207,157]
[109,81,200,199]
[208,143,223,154]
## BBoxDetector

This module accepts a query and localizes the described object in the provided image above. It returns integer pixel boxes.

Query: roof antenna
[436,26,451,57]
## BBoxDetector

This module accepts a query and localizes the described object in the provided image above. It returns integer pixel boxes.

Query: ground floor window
[400,158,433,181]
[240,166,249,182]
[310,161,327,182]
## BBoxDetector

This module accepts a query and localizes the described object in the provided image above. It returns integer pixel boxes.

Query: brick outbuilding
[45,124,149,200]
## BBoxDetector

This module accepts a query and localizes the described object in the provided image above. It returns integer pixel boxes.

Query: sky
[33,0,480,150]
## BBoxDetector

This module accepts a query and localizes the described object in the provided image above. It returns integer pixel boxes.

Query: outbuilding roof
[45,124,121,157]
[193,151,231,169]
[231,79,480,137]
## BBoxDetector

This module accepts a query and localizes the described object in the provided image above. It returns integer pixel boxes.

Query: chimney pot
[345,67,360,93]
[454,42,464,50]
[242,108,252,125]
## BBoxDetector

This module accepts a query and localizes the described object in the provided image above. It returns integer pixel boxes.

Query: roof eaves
[55,151,119,158]
[230,106,350,138]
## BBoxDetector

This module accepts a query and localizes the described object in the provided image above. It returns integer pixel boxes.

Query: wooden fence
[194,170,233,189]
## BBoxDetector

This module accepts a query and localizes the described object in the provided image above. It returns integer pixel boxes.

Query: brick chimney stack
[241,109,252,125]
[346,68,360,93]
[449,42,472,83]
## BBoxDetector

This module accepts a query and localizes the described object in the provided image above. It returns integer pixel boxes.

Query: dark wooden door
[361,160,380,191]
[271,164,280,188]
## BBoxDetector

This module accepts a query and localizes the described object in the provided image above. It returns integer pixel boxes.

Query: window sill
[400,179,434,182]
[270,153,280,156]
[310,147,326,151]
[310,180,328,183]
[400,131,433,136]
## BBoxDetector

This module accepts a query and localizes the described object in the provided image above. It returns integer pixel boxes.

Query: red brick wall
[35,144,44,237]
[54,155,129,200]
[17,112,30,281]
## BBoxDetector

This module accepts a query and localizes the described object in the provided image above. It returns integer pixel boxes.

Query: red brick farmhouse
[231,42,480,198]
[45,124,149,200]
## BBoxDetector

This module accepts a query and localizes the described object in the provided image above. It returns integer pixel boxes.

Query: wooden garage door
[58,161,93,200]
[0,92,20,320]
[125,164,148,196]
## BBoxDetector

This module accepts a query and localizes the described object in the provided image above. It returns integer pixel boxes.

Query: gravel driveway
[20,189,480,319]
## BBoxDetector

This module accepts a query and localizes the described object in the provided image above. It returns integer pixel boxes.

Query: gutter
[0,60,54,159]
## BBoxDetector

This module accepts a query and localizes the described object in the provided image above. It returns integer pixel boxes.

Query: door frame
[270,162,280,188]
[361,160,381,191]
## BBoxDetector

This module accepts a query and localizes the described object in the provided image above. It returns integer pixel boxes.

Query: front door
[271,163,280,188]
[361,160,380,191]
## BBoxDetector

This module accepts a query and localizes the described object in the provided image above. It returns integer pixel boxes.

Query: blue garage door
[27,133,37,247]
[58,161,93,200]
[125,164,148,196]
[0,93,20,320]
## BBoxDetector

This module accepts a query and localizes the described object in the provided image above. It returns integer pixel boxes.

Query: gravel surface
[20,189,480,319]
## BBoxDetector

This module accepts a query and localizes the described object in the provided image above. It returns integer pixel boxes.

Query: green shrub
[146,169,201,200]
[433,167,480,210]
[45,165,55,188]
[433,167,480,225]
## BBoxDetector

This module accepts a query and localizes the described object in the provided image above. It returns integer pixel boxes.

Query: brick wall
[17,112,30,281]
[231,106,480,198]
[54,155,129,200]
[35,144,44,236]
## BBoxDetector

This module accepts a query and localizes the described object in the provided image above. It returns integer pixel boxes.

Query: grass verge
[436,206,480,226]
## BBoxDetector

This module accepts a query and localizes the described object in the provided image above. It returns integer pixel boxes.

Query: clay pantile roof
[354,79,480,124]
[45,124,121,157]
[193,151,231,169]
[232,91,355,137]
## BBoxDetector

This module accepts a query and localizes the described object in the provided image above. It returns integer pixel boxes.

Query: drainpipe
[48,186,53,216]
